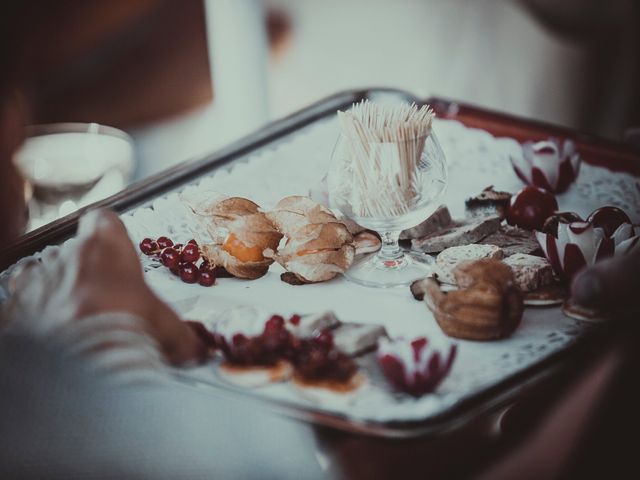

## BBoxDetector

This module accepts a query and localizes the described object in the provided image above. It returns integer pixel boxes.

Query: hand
[9,209,204,365]
[571,246,640,316]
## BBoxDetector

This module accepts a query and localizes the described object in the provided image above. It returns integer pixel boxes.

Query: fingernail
[572,271,604,307]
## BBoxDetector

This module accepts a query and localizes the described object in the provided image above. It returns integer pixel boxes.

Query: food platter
[1,89,638,438]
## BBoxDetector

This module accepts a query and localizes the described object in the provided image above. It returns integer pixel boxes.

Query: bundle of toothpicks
[337,100,434,218]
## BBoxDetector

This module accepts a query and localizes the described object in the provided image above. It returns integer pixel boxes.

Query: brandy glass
[327,130,447,288]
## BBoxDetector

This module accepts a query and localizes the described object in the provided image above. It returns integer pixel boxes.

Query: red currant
[199,269,216,287]
[181,243,200,263]
[179,262,200,283]
[157,236,174,249]
[139,238,158,255]
[160,247,180,270]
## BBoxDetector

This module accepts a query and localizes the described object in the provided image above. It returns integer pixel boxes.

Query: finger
[149,302,208,365]
[571,247,640,312]
[77,208,127,238]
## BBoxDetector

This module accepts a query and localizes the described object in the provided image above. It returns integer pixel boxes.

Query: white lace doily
[1,116,637,425]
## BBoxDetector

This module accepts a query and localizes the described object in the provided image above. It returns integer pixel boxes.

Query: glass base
[343,251,435,288]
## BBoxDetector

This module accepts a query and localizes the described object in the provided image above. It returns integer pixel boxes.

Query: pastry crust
[218,360,293,387]
[292,371,367,394]
[524,282,567,306]
[423,259,524,340]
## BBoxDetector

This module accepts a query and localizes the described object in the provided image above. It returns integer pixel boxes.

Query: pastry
[422,259,524,340]
[562,298,608,322]
[524,282,568,307]
[212,308,295,387]
[291,336,365,397]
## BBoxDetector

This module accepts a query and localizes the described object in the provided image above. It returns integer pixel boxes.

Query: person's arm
[1,209,324,479]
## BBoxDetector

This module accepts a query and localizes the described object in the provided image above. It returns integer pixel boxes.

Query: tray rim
[1,88,634,438]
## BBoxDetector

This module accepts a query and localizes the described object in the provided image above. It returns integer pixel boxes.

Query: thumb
[571,247,640,314]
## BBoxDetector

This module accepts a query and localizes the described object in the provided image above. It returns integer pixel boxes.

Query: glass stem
[378,230,403,262]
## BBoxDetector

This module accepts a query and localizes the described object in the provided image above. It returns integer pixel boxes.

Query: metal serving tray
[2,89,637,439]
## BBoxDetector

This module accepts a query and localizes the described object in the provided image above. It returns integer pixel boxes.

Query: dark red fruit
[181,243,200,263]
[139,238,158,255]
[199,269,216,287]
[288,314,301,326]
[179,262,200,283]
[587,206,631,237]
[160,247,180,270]
[157,236,173,249]
[265,315,285,332]
[506,185,558,231]
[313,330,334,349]
[187,239,198,245]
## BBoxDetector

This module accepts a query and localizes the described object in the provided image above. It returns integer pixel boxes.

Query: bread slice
[400,205,452,240]
[411,216,501,253]
[479,225,543,257]
[435,244,504,284]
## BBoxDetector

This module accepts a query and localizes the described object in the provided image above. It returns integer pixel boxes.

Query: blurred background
[2,0,639,230]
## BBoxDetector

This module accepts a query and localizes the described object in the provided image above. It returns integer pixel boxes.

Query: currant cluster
[212,314,357,381]
[139,236,216,287]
